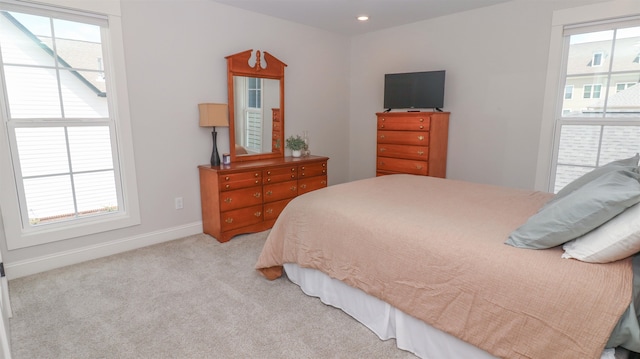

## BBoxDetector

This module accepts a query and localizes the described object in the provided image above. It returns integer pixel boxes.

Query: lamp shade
[199,103,229,127]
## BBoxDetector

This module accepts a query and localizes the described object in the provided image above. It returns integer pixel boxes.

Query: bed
[255,173,640,359]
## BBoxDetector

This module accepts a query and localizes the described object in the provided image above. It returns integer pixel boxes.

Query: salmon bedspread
[255,174,633,359]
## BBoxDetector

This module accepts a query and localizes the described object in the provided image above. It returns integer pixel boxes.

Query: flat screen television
[383,70,445,111]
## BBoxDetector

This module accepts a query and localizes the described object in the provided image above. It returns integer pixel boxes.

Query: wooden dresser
[376,111,450,177]
[198,155,328,242]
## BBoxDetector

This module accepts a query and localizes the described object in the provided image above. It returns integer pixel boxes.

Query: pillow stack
[505,154,640,263]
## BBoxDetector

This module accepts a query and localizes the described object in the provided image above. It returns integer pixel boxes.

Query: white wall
[348,0,609,188]
[0,0,350,277]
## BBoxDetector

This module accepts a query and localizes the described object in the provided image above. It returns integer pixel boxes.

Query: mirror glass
[226,49,286,162]
[232,76,280,156]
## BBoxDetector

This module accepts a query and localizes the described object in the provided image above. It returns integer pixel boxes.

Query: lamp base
[211,129,221,167]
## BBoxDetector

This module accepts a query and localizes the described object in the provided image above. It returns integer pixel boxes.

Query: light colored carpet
[8,231,416,358]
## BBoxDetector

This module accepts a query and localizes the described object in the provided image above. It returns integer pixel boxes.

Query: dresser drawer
[220,204,263,231]
[298,175,328,195]
[377,131,430,146]
[264,198,293,221]
[264,180,298,203]
[299,161,328,178]
[377,157,428,175]
[377,116,430,131]
[219,171,262,191]
[219,187,263,212]
[264,166,297,184]
[377,144,429,161]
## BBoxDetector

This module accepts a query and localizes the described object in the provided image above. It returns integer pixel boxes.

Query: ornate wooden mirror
[226,49,287,162]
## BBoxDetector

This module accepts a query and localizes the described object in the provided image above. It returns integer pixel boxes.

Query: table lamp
[199,103,229,166]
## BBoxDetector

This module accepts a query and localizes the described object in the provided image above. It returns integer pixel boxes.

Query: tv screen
[383,70,445,111]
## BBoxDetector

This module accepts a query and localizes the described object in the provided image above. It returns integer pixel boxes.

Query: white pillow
[562,202,640,263]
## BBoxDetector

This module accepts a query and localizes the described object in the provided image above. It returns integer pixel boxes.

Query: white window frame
[0,0,140,250]
[535,1,640,192]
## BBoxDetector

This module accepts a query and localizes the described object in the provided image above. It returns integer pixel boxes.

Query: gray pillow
[506,168,640,249]
[550,153,639,203]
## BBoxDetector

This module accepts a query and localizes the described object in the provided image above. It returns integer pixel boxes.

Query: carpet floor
[7,231,415,358]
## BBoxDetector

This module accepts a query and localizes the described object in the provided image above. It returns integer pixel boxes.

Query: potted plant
[286,135,306,157]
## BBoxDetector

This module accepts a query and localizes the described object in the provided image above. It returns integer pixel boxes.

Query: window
[582,84,602,98]
[0,1,139,249]
[616,82,637,92]
[591,52,603,66]
[243,77,263,152]
[548,18,640,193]
[564,85,573,99]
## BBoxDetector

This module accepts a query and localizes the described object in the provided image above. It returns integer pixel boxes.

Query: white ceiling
[211,0,513,36]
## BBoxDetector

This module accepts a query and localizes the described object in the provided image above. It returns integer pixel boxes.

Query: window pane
[600,126,640,163]
[68,126,113,172]
[557,125,601,166]
[23,174,74,224]
[52,19,103,71]
[15,127,69,177]
[562,74,609,117]
[603,75,640,118]
[611,26,640,72]
[0,11,54,67]
[74,171,117,213]
[567,30,613,75]
[60,69,108,118]
[4,65,61,118]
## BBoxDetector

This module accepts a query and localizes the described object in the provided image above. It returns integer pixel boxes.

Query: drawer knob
[419,125,424,129]
[416,165,423,170]
[380,124,385,128]
[300,184,307,189]
[266,208,273,214]
[266,190,273,196]
[291,168,295,172]
[267,178,271,182]
[418,135,424,141]
[225,176,230,181]
[381,118,385,121]
[225,218,234,224]
[322,169,326,173]
[379,147,386,152]
[379,161,385,165]
[419,118,424,122]
[290,186,297,192]
[301,166,305,170]
[291,174,295,178]
[254,192,261,198]
[255,180,259,184]
[254,211,262,217]
[322,163,326,167]
[379,135,385,139]
[254,173,259,177]
[267,171,271,175]
[224,197,232,203]
[417,150,425,156]
[321,180,327,185]
[225,184,230,189]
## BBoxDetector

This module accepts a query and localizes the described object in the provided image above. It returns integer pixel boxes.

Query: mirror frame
[226,49,287,162]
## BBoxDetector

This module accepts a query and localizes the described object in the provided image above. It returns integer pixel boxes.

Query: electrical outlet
[175,197,183,210]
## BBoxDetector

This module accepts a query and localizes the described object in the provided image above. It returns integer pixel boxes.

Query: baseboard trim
[6,222,203,280]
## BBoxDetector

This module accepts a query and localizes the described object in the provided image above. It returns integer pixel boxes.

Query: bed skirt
[283,263,628,359]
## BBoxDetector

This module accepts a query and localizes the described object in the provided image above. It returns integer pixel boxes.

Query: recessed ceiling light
[357,15,369,21]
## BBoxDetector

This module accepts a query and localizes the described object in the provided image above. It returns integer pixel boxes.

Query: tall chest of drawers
[376,112,450,177]
[198,155,328,243]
